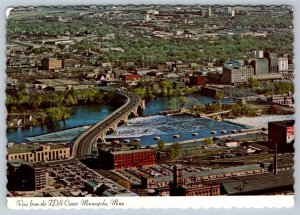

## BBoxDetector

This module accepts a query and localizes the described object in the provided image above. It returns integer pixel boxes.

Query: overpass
[71,87,145,159]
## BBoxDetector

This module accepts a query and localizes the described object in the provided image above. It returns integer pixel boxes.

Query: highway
[71,87,142,159]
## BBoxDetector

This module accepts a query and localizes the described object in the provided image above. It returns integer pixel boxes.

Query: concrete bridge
[72,87,145,159]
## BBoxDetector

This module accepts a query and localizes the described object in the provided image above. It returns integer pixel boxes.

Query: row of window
[9,152,68,161]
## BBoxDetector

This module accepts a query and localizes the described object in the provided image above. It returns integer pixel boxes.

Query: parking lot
[49,162,102,189]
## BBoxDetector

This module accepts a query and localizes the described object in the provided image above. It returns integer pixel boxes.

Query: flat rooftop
[34,79,79,86]
[7,143,68,154]
[269,120,295,127]
[110,148,155,155]
[221,171,294,195]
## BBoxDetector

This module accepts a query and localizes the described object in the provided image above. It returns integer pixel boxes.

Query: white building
[278,57,289,72]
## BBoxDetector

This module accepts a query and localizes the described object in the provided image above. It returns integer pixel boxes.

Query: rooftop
[143,164,264,181]
[269,120,295,128]
[7,159,29,167]
[34,79,79,86]
[7,143,69,154]
[110,148,155,155]
[221,171,294,195]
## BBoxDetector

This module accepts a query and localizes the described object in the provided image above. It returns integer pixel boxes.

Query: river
[7,94,235,144]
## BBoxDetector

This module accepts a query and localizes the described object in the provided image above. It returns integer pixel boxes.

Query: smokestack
[274,142,278,175]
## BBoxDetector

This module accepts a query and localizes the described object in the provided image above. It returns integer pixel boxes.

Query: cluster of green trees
[193,103,222,114]
[157,140,181,159]
[228,104,259,118]
[7,89,118,125]
[192,103,260,118]
[235,14,293,28]
[99,32,293,68]
[7,20,124,37]
[7,89,115,111]
[255,81,294,95]
[8,11,293,68]
[46,107,70,122]
[133,81,197,99]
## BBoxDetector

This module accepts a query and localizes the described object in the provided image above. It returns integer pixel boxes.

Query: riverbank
[224,114,295,128]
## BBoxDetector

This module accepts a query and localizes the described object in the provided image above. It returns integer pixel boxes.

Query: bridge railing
[71,89,141,158]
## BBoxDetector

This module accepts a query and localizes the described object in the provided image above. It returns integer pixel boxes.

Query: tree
[248,77,259,88]
[159,80,173,96]
[203,138,214,146]
[168,97,180,110]
[168,142,181,159]
[216,91,224,105]
[58,43,66,52]
[157,140,166,151]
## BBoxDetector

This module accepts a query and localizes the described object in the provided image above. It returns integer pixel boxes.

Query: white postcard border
[1,0,300,213]
[7,196,294,209]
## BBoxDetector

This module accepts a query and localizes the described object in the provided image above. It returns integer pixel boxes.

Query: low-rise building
[200,85,226,97]
[267,94,293,105]
[98,148,156,169]
[170,165,220,196]
[41,58,62,70]
[189,75,206,86]
[220,171,294,195]
[141,164,266,189]
[7,143,70,162]
[119,73,141,82]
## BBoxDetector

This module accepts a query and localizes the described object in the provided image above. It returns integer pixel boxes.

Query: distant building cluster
[222,50,291,85]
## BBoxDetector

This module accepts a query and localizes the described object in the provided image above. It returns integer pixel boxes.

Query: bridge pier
[140,100,146,109]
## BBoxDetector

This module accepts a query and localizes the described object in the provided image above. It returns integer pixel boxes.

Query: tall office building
[250,58,269,76]
[264,51,278,74]
[7,160,46,191]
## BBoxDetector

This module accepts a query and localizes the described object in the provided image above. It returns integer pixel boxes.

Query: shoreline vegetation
[7,87,294,129]
[166,96,294,120]
[6,88,119,128]
[132,80,199,99]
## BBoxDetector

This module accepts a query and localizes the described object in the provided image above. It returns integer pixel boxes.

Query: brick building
[141,164,266,189]
[119,73,141,82]
[98,148,156,169]
[169,164,220,196]
[189,75,206,86]
[41,58,62,70]
[268,120,295,152]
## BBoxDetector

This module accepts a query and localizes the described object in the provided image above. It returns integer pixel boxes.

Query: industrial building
[7,143,70,162]
[169,164,220,196]
[98,147,156,169]
[268,120,295,152]
[141,164,266,190]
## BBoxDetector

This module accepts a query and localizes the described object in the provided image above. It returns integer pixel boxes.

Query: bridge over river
[71,87,145,159]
